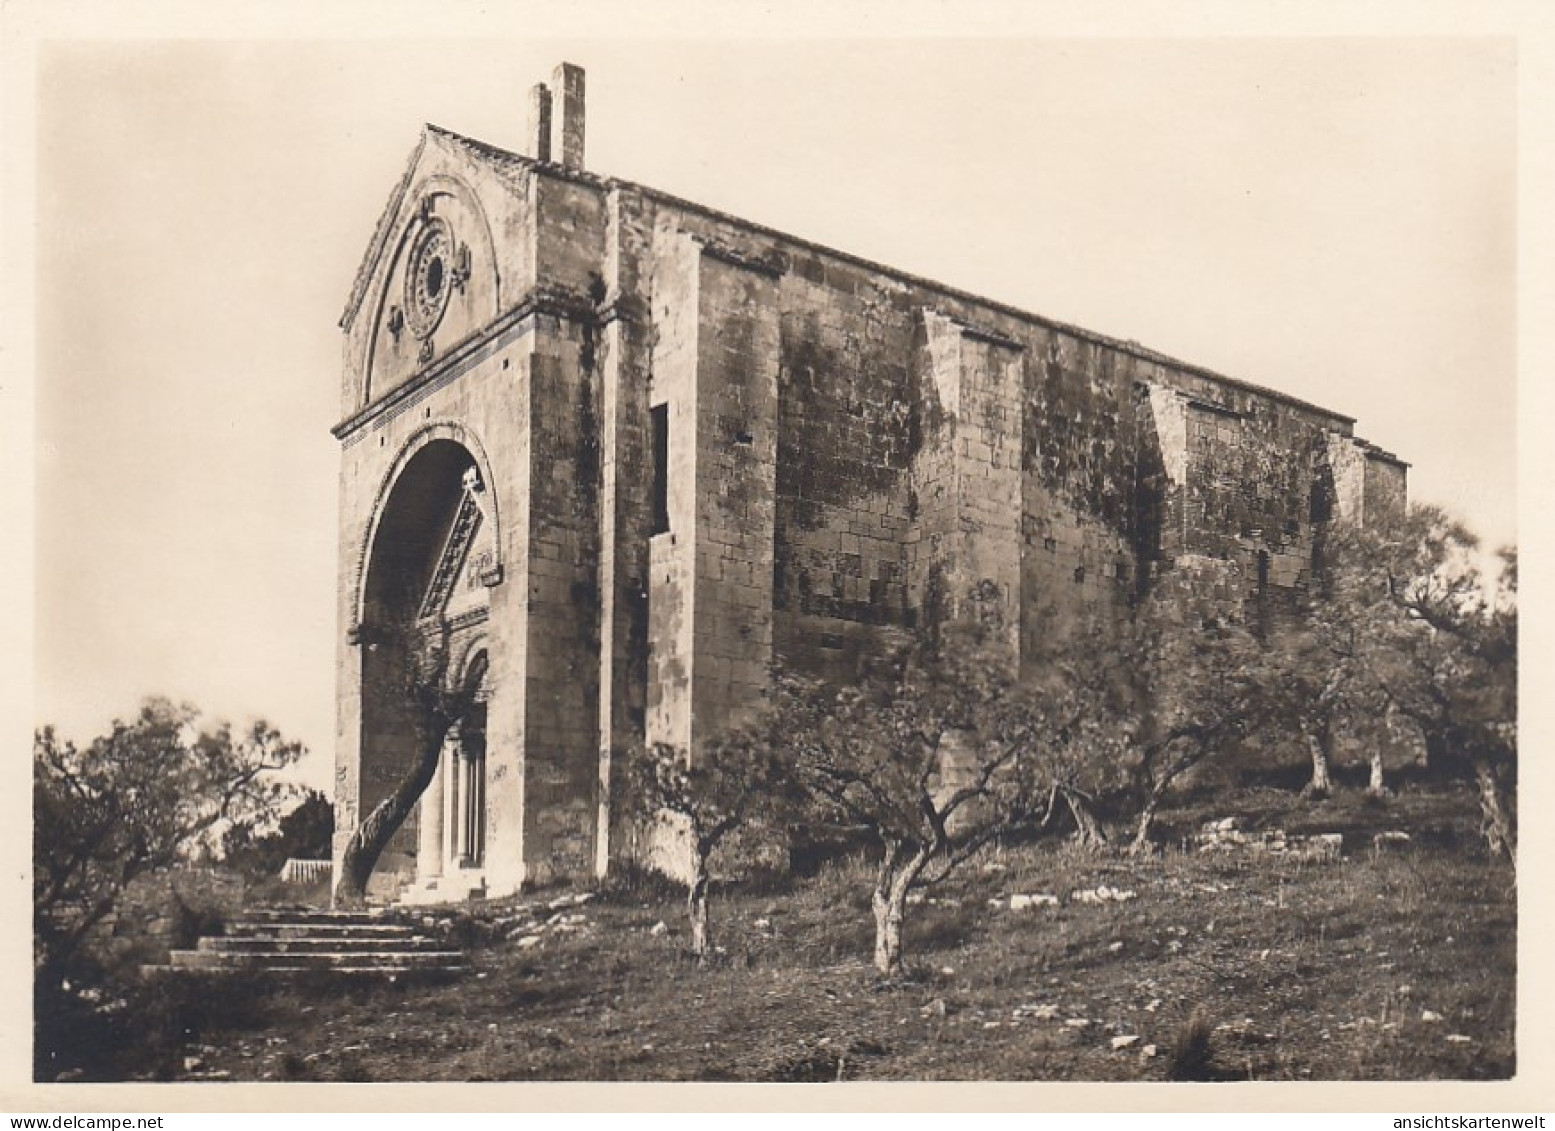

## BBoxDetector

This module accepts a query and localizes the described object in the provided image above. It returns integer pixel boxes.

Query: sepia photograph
[7,0,1543,1110]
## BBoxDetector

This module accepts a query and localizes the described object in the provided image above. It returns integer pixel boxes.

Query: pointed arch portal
[357,437,493,891]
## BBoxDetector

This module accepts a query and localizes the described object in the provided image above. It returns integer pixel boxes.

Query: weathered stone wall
[519,313,603,882]
[689,252,780,742]
[644,225,701,756]
[1363,453,1409,528]
[593,185,655,873]
[772,262,918,679]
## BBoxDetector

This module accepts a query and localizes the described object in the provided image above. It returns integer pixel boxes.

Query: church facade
[331,64,1407,901]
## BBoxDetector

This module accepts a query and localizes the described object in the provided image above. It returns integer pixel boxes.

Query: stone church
[331,64,1407,902]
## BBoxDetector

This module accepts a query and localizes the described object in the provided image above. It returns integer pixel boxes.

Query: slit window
[651,403,670,535]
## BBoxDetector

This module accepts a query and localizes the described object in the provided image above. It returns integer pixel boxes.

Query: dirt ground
[60,776,1516,1083]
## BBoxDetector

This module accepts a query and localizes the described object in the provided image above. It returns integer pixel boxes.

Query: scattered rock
[1145,998,1162,1012]
[1374,830,1412,850]
[753,918,772,930]
[1421,1010,1443,1023]
[1111,1035,1140,1050]
[1108,941,1124,953]
[1010,893,1060,912]
[1141,1044,1158,1059]
[1289,833,1343,863]
[1013,1003,1060,1020]
[1446,1034,1473,1044]
[1063,1018,1091,1028]
[1072,886,1137,904]
[649,920,668,937]
[922,998,948,1018]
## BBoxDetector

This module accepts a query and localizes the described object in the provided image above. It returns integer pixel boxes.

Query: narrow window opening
[1254,549,1273,641]
[651,403,670,535]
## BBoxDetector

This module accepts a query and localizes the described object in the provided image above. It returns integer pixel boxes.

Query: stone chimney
[549,62,585,169]
[527,82,552,162]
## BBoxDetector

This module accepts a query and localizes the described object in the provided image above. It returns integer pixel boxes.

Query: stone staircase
[165,908,466,976]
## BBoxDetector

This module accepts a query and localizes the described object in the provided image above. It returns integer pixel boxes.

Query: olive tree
[619,727,798,964]
[1361,509,1517,861]
[33,700,305,993]
[777,620,1097,977]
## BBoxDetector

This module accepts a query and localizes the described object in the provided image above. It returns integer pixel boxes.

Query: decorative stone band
[334,284,606,446]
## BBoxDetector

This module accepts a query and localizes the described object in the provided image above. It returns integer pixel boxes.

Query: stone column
[441,740,456,868]
[418,751,445,880]
[451,745,468,863]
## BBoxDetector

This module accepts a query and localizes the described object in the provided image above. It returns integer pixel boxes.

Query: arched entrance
[356,437,493,894]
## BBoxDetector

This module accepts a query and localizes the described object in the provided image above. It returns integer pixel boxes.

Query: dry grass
[51,778,1514,1082]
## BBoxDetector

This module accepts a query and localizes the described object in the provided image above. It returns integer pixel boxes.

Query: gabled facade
[332,64,1407,901]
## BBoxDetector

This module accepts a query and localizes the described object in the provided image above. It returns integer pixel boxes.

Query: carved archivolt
[352,421,504,633]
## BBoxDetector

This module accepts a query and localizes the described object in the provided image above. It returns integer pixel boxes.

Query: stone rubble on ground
[1012,1003,1060,1021]
[1070,885,1137,904]
[1197,817,1343,862]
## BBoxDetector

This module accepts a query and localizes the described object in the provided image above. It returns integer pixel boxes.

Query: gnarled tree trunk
[1473,757,1515,866]
[871,842,932,976]
[1129,792,1161,856]
[1061,786,1108,848]
[1366,748,1388,797]
[687,863,711,966]
[334,716,454,909]
[1304,727,1334,798]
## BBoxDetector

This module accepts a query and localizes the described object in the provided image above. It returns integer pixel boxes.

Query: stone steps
[168,949,464,972]
[228,922,417,939]
[164,909,466,977]
[195,935,448,955]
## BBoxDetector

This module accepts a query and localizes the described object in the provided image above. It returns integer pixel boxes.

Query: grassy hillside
[50,776,1514,1083]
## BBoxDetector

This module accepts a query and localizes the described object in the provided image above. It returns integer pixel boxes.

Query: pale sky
[23,26,1523,793]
